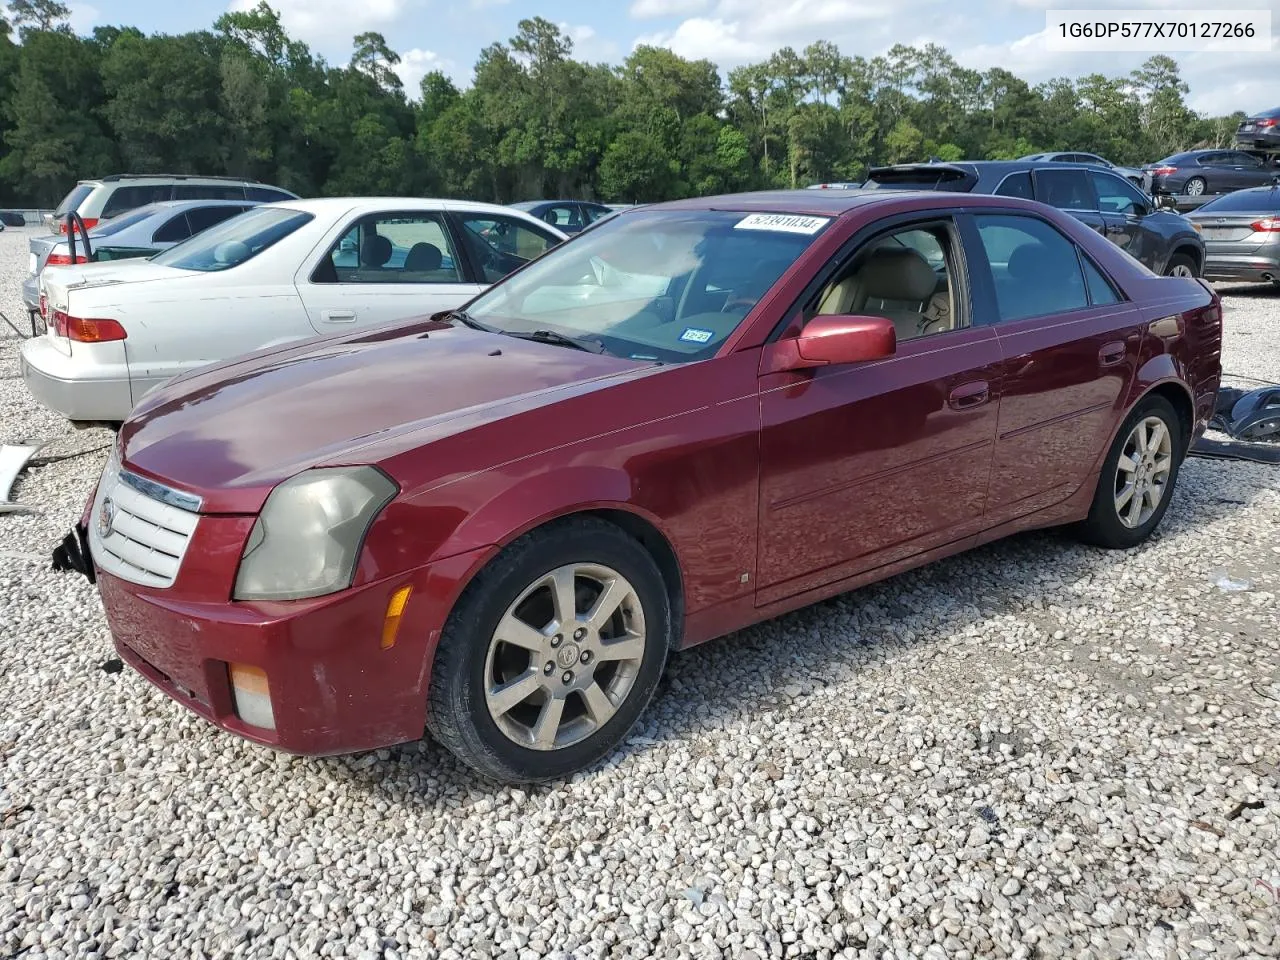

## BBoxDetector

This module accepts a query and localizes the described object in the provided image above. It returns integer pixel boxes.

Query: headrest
[1008,243,1046,281]
[361,234,393,268]
[404,242,442,272]
[858,247,937,301]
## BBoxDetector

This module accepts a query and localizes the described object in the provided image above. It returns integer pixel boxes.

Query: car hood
[41,260,191,310]
[119,319,650,514]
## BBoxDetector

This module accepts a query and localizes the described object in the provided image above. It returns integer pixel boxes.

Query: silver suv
[47,174,298,235]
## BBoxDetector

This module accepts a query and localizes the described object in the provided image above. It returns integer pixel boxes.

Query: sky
[75,0,1280,116]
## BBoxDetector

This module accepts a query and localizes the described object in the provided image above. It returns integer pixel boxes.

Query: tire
[1075,395,1184,549]
[426,517,671,783]
[1183,177,1206,197]
[1164,252,1199,278]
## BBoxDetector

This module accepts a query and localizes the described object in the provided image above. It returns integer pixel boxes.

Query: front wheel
[426,517,671,783]
[1075,396,1184,549]
[1164,253,1199,278]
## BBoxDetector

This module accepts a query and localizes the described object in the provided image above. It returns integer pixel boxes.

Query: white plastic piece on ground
[1210,567,1255,592]
[0,441,48,514]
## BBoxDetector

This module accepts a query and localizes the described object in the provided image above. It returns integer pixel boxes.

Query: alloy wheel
[1113,416,1174,529]
[483,563,647,750]
[1167,263,1195,278]
[1185,178,1205,196]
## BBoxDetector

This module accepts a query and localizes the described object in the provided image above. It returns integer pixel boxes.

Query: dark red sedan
[72,190,1222,782]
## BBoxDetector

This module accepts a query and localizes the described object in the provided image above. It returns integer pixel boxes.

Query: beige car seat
[816,247,944,341]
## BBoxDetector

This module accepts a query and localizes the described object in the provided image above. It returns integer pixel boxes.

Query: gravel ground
[1,223,1278,960]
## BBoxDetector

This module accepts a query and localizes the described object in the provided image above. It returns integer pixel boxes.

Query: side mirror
[767,314,896,372]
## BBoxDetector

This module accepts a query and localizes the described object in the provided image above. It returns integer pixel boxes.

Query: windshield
[152,207,312,272]
[465,210,828,363]
[89,204,163,237]
[1197,189,1280,213]
[54,183,95,217]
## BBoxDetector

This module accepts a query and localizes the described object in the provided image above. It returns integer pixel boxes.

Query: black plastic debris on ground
[100,658,123,675]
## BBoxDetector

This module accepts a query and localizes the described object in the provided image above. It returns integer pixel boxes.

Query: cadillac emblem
[98,498,115,538]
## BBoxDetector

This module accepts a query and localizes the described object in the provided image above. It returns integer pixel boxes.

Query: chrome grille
[89,455,200,588]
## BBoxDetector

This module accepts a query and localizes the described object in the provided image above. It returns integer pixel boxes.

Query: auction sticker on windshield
[734,214,830,234]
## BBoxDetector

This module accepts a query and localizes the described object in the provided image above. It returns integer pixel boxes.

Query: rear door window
[102,185,174,217]
[186,205,249,234]
[312,212,463,284]
[152,214,192,244]
[174,183,248,201]
[246,186,296,202]
[1034,169,1097,210]
[972,214,1090,322]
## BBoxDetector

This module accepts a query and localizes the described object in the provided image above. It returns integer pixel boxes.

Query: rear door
[964,211,1143,524]
[1227,152,1271,188]
[295,209,481,332]
[1033,168,1106,235]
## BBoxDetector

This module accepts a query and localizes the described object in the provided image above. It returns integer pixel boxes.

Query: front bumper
[19,338,133,422]
[89,524,489,757]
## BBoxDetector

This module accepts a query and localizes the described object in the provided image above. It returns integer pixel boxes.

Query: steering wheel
[721,295,757,314]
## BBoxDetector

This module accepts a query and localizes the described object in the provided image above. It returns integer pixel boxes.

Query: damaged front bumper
[51,522,96,583]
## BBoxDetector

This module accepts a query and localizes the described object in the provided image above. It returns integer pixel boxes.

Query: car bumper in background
[1202,254,1280,283]
[18,337,133,422]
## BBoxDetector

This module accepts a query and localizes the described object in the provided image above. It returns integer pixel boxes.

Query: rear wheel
[1183,176,1206,197]
[426,518,670,783]
[1075,395,1184,549]
[1164,253,1199,278]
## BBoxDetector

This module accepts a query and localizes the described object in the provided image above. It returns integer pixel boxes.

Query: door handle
[321,309,356,323]
[948,381,989,410]
[1099,341,1127,366]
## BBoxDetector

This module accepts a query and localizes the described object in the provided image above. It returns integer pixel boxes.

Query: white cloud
[629,0,710,19]
[226,0,406,47]
[68,2,100,33]
[560,22,620,62]
[393,48,457,97]
[633,0,1280,118]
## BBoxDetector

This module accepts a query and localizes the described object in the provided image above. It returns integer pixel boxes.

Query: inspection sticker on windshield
[734,214,830,235]
[679,327,715,344]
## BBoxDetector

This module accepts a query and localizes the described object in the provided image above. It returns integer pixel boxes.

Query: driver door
[756,216,1002,605]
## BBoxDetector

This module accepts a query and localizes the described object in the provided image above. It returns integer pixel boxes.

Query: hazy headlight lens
[233,466,397,601]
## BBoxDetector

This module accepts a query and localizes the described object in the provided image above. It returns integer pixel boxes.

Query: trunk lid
[1189,214,1268,243]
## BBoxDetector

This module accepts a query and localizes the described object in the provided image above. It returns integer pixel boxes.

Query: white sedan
[20,197,567,423]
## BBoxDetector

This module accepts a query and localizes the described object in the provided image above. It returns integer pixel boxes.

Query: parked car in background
[22,200,258,315]
[65,189,1221,782]
[21,198,567,424]
[1185,185,1280,285]
[45,174,298,236]
[1141,150,1280,197]
[863,160,1205,276]
[1236,107,1280,150]
[1018,152,1144,186]
[511,200,615,235]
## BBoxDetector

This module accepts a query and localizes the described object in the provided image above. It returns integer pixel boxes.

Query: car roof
[637,188,1066,217]
[268,197,545,217]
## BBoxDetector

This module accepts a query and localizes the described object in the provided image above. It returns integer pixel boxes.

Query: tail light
[1152,166,1177,176]
[45,253,89,267]
[1258,119,1277,128]
[1251,218,1280,232]
[57,218,98,235]
[50,308,127,342]
[39,294,47,318]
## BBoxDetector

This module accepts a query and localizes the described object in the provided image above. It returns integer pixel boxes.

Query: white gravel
[1,224,1278,960]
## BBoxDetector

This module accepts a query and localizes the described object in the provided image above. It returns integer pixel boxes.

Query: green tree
[7,0,70,36]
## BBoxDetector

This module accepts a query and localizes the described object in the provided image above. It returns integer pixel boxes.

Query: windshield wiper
[505,329,610,355]
[447,309,495,332]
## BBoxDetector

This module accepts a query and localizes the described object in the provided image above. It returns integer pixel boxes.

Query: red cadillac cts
[69,190,1222,782]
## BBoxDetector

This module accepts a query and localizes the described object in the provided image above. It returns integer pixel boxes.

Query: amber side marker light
[228,663,276,730]
[381,586,413,650]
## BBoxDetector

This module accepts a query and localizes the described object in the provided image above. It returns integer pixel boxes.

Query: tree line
[0,0,1248,208]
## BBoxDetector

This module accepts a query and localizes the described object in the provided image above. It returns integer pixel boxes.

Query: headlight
[233,466,397,601]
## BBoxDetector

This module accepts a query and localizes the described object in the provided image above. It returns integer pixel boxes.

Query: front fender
[355,464,680,588]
